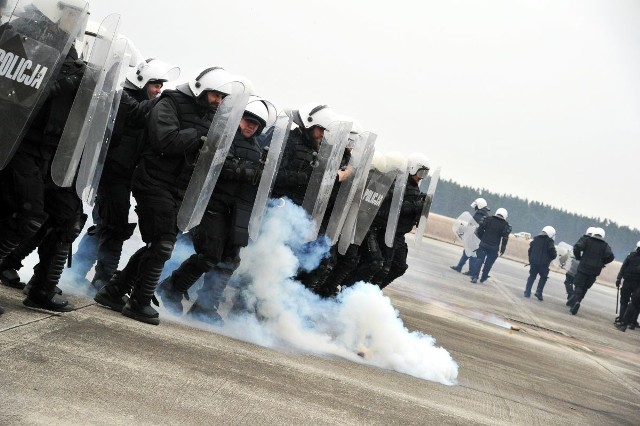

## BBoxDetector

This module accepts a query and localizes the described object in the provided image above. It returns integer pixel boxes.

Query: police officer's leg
[371,232,395,286]
[451,250,469,272]
[121,189,178,325]
[534,266,550,300]
[157,211,226,315]
[616,279,633,323]
[380,235,408,289]
[67,204,102,283]
[345,229,384,286]
[0,152,48,265]
[479,249,498,282]
[92,171,135,290]
[470,248,487,282]
[524,265,537,297]
[570,271,593,315]
[23,185,86,312]
[1,224,48,289]
[564,273,575,305]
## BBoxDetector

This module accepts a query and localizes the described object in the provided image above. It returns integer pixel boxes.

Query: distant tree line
[423,178,640,261]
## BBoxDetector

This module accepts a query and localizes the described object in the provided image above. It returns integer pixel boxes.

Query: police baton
[616,286,619,315]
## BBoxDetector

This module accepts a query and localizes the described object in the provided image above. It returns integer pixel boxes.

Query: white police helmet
[187,66,235,98]
[471,197,487,209]
[294,103,338,130]
[126,58,180,89]
[495,208,508,219]
[407,153,431,178]
[243,96,277,134]
[542,226,556,239]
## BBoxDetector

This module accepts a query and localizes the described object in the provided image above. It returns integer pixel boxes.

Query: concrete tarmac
[1,238,639,425]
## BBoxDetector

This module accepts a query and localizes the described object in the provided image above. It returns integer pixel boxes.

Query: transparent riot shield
[338,165,398,254]
[324,132,376,245]
[301,120,352,240]
[177,81,250,232]
[51,13,121,187]
[0,0,89,169]
[452,211,480,257]
[75,36,129,203]
[384,158,409,247]
[414,166,441,249]
[248,111,291,242]
[553,241,574,270]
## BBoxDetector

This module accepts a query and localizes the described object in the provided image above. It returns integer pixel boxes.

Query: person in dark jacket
[342,153,431,290]
[469,208,511,284]
[568,227,614,315]
[155,96,274,324]
[524,226,557,300]
[614,241,640,331]
[0,46,86,311]
[67,58,180,292]
[93,66,236,325]
[450,197,490,274]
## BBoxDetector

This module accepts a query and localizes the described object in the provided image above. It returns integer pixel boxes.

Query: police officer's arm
[603,244,615,265]
[617,255,630,281]
[500,224,512,255]
[573,237,586,260]
[548,239,557,261]
[146,98,201,155]
[122,91,158,128]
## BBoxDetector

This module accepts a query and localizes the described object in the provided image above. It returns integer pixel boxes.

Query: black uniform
[451,206,490,272]
[157,128,263,321]
[344,175,425,289]
[70,85,158,288]
[0,49,86,311]
[614,249,640,330]
[568,235,614,315]
[524,234,557,299]
[469,215,511,283]
[94,87,212,324]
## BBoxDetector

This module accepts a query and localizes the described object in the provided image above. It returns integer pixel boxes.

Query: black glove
[221,158,240,180]
[616,278,621,288]
[237,161,261,183]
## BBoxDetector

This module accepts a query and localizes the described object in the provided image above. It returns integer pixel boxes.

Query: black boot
[23,241,74,312]
[186,266,229,325]
[156,275,185,315]
[94,271,131,312]
[121,257,163,325]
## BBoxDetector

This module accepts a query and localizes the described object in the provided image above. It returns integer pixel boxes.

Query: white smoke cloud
[214,199,459,385]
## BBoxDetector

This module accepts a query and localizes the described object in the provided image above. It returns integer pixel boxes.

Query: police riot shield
[553,241,574,270]
[384,155,409,247]
[414,166,441,249]
[0,0,89,169]
[337,158,399,254]
[301,120,352,241]
[452,211,480,257]
[248,111,291,242]
[51,13,121,187]
[75,36,129,203]
[177,81,250,232]
[324,132,376,245]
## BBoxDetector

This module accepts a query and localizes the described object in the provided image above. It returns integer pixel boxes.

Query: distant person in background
[450,197,490,275]
[614,241,640,332]
[568,227,614,315]
[469,208,511,284]
[523,226,557,300]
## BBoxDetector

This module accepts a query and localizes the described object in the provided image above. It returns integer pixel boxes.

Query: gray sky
[89,0,640,230]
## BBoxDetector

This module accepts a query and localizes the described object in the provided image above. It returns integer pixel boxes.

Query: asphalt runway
[1,237,639,425]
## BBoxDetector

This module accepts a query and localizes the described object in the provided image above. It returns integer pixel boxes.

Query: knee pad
[16,213,48,239]
[194,253,217,271]
[150,240,175,263]
[57,213,88,243]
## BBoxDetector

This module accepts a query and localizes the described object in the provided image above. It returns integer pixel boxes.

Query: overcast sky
[88,0,640,230]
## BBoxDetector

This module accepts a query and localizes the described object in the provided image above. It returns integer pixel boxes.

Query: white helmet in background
[592,227,605,239]
[339,116,363,149]
[495,208,508,219]
[33,0,87,29]
[542,226,556,240]
[636,241,640,249]
[385,151,407,173]
[407,153,431,178]
[370,150,387,172]
[294,103,338,130]
[586,227,595,236]
[471,197,487,210]
[75,19,100,60]
[126,58,180,89]
[243,96,277,134]
[185,66,235,98]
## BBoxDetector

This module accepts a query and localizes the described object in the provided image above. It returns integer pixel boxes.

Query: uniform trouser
[564,274,575,299]
[30,178,87,296]
[620,278,640,319]
[168,209,232,295]
[454,251,470,270]
[69,220,102,279]
[525,264,550,295]
[122,176,179,306]
[320,243,360,295]
[379,234,409,289]
[470,246,499,280]
[346,229,385,286]
[93,167,136,283]
[571,271,598,305]
[0,151,49,264]
[621,279,640,325]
